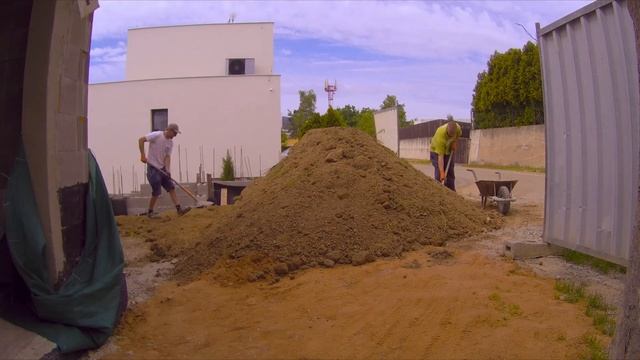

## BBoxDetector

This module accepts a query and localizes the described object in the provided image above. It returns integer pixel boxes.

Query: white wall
[468,124,545,168]
[126,23,274,80]
[399,137,431,160]
[374,108,398,154]
[88,75,281,194]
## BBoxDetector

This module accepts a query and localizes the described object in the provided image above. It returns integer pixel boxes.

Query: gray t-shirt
[145,131,173,170]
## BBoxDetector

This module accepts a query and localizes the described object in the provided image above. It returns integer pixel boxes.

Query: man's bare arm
[138,137,147,163]
[164,155,171,174]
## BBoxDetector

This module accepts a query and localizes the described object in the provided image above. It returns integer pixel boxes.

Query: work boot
[176,206,191,216]
[147,210,161,219]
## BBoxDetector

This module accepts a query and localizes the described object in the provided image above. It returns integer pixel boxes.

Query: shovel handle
[443,151,454,182]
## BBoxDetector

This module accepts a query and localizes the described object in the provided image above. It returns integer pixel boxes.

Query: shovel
[442,150,454,186]
[147,163,210,208]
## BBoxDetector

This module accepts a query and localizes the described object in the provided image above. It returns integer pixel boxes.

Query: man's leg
[444,155,456,191]
[148,196,158,211]
[168,189,179,206]
[162,175,190,215]
[147,166,162,217]
[430,152,441,181]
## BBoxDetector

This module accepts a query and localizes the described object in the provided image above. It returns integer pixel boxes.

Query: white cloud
[89,61,126,84]
[90,41,127,62]
[92,1,590,59]
[89,41,127,83]
[89,0,590,116]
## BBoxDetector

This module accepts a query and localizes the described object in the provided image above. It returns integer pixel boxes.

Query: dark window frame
[151,109,168,131]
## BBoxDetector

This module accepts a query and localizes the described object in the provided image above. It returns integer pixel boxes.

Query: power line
[515,23,536,42]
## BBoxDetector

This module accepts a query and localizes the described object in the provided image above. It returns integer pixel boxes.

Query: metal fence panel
[398,120,472,140]
[539,0,639,265]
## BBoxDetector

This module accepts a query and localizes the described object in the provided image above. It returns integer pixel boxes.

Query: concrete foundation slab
[504,240,564,260]
[0,318,56,359]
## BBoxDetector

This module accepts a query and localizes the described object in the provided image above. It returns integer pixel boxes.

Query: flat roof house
[88,22,281,194]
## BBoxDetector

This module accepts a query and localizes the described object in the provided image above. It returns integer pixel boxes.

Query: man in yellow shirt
[430,121,461,191]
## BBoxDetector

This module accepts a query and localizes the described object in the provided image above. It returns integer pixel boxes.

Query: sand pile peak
[176,127,500,282]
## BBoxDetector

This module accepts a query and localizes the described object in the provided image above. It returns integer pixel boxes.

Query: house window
[151,109,168,131]
[226,58,255,75]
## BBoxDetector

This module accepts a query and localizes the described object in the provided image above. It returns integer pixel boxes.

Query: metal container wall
[538,0,639,265]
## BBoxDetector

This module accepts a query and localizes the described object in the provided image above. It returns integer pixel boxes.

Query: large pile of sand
[176,127,500,281]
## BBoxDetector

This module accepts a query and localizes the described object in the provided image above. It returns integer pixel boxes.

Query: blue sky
[89,0,590,121]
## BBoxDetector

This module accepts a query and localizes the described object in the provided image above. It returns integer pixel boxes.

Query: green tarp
[1,148,125,353]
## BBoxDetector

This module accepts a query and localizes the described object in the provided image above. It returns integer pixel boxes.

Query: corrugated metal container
[538,0,639,265]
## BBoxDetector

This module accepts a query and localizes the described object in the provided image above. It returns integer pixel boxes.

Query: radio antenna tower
[324,80,337,107]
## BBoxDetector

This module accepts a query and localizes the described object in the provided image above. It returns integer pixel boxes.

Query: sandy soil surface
[92,205,614,359]
[88,155,624,359]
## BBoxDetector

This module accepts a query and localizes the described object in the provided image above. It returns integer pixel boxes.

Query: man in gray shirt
[138,123,190,217]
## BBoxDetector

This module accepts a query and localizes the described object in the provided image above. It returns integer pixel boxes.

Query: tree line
[471,41,544,129]
[287,41,543,137]
[287,93,416,138]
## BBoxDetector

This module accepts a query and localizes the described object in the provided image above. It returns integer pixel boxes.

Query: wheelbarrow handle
[466,169,478,182]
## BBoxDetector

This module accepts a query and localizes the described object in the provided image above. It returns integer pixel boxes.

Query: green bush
[221,150,235,181]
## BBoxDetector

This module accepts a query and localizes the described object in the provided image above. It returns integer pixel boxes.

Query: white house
[88,22,281,194]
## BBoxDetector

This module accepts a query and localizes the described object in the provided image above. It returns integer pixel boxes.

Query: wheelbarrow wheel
[497,185,511,215]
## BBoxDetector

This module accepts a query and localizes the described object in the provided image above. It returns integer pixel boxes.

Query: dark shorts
[430,151,456,191]
[147,165,174,197]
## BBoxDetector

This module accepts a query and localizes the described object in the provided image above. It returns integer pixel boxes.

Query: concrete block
[57,76,80,116]
[56,150,88,187]
[504,240,564,260]
[62,47,82,81]
[77,116,88,150]
[55,115,79,152]
[0,318,56,360]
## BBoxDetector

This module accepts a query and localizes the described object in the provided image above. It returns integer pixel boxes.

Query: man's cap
[167,123,181,134]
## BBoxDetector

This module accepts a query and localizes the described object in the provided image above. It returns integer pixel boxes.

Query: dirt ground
[89,141,624,359]
[89,201,616,359]
[175,128,501,283]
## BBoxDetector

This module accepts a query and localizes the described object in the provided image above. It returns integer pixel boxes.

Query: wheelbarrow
[466,169,517,215]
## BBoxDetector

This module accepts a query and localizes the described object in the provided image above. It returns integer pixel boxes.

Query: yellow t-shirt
[430,123,462,155]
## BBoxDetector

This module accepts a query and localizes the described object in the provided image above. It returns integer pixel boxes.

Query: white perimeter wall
[374,108,398,154]
[468,124,545,168]
[399,137,431,160]
[126,23,274,80]
[88,75,281,194]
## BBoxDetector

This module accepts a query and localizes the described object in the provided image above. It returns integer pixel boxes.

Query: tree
[221,150,235,181]
[335,104,360,127]
[323,107,346,127]
[290,90,318,137]
[380,95,413,128]
[471,41,543,129]
[299,113,324,137]
[356,108,376,137]
[299,107,346,137]
[281,131,289,152]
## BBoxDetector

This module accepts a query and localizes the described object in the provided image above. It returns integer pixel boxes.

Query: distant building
[88,22,281,194]
[281,115,293,134]
[398,119,472,163]
[399,119,472,140]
